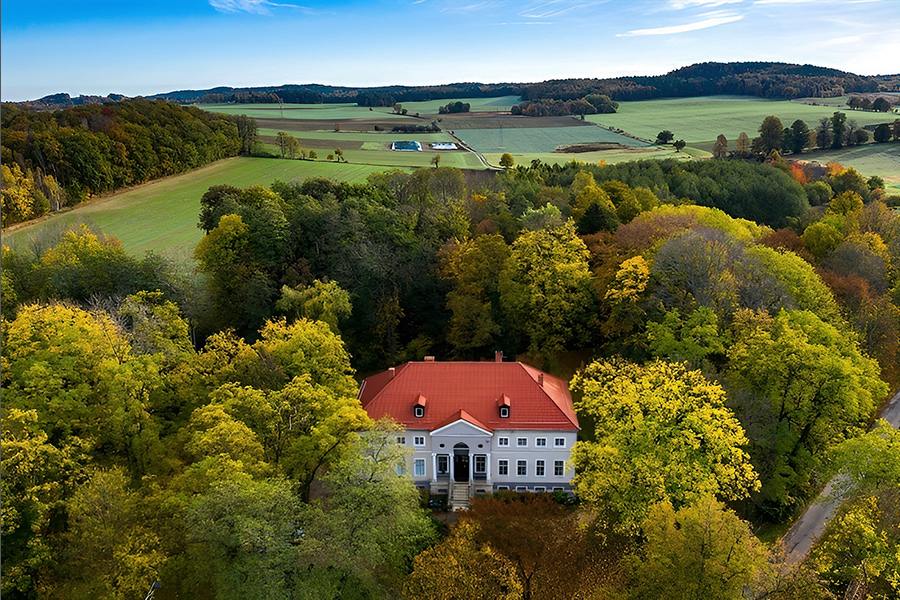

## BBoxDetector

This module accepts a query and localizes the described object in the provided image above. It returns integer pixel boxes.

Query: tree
[405,522,523,600]
[334,147,344,162]
[872,97,891,112]
[571,172,618,233]
[831,111,847,149]
[789,119,811,154]
[499,152,515,168]
[673,139,686,152]
[736,132,751,157]
[235,114,258,155]
[275,279,352,333]
[893,119,900,142]
[464,494,625,599]
[828,420,900,495]
[499,222,595,355]
[656,130,675,145]
[874,123,891,143]
[275,131,291,158]
[431,154,440,168]
[802,220,844,259]
[757,115,784,154]
[630,497,770,600]
[725,309,888,517]
[646,306,727,369]
[816,117,833,149]
[571,359,759,530]
[712,134,728,159]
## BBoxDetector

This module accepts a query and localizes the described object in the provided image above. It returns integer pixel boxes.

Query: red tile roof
[359,361,579,431]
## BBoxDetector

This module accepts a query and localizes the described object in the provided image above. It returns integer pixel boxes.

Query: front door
[453,452,469,482]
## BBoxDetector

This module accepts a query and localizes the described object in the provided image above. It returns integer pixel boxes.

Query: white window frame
[413,435,425,447]
[516,437,528,448]
[534,486,546,492]
[498,436,510,447]
[497,485,510,491]
[396,436,406,445]
[515,485,527,492]
[474,454,486,474]
[395,462,406,475]
[517,460,527,477]
[554,460,564,477]
[413,458,426,477]
[498,459,509,476]
[536,437,547,447]
[552,487,564,492]
[437,454,449,475]
[536,459,545,477]
[499,406,509,418]
[554,437,566,448]
[414,406,424,418]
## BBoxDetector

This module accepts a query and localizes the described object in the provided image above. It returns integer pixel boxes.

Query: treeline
[847,96,895,112]
[146,62,892,106]
[0,99,249,226]
[512,94,618,116]
[705,113,900,161]
[438,101,470,114]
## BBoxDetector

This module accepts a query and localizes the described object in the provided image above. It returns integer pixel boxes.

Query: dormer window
[414,394,427,418]
[498,394,511,418]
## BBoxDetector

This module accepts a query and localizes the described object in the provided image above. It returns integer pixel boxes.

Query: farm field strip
[258,143,484,170]
[257,128,454,144]
[4,158,402,259]
[369,95,521,115]
[456,125,650,154]
[483,146,702,167]
[201,103,415,120]
[587,95,894,145]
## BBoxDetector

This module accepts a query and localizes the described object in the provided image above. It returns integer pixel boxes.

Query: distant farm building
[430,142,459,150]
[391,141,422,151]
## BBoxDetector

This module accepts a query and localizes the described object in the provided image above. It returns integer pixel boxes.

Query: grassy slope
[4,157,402,259]
[370,95,521,115]
[201,103,414,120]
[801,143,900,192]
[259,142,485,170]
[483,146,704,167]
[587,96,894,147]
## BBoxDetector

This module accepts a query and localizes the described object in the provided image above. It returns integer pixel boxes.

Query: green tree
[673,139,686,152]
[712,134,728,159]
[656,130,674,145]
[831,111,847,149]
[757,115,784,154]
[789,119,811,154]
[630,497,770,600]
[646,307,727,369]
[571,359,759,530]
[499,222,595,355]
[275,279,352,333]
[500,152,515,168]
[873,124,891,143]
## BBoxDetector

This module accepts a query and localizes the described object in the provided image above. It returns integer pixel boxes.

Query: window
[554,460,565,477]
[536,460,545,477]
[437,455,449,475]
[516,437,527,447]
[498,437,509,447]
[499,406,509,418]
[476,489,486,495]
[553,487,564,492]
[517,460,527,477]
[395,462,406,476]
[497,485,509,491]
[414,406,424,418]
[515,486,527,492]
[534,486,546,492]
[413,436,425,447]
[498,459,509,476]
[396,436,406,445]
[474,455,486,474]
[554,437,566,448]
[413,458,426,477]
[536,437,547,447]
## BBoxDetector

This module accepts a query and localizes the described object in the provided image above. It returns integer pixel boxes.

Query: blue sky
[3,0,899,101]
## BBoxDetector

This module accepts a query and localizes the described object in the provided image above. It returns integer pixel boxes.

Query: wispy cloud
[618,12,744,36]
[208,0,314,15]
[670,0,743,9]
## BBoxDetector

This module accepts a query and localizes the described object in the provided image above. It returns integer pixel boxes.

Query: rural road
[781,389,900,563]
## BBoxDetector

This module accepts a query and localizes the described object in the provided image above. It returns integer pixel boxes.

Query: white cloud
[208,0,313,15]
[670,0,743,9]
[618,12,744,36]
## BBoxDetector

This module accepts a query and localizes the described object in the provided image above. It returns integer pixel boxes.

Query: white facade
[396,418,576,495]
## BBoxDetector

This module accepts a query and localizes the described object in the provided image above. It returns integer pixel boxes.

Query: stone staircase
[450,482,470,510]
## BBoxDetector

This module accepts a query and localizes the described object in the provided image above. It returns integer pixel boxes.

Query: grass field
[259,142,484,169]
[800,143,900,192]
[371,95,521,115]
[4,158,403,259]
[201,103,415,121]
[587,96,894,147]
[257,128,452,143]
[483,145,704,167]
[456,125,649,154]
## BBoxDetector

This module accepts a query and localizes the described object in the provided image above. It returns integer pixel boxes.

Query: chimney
[538,373,544,386]
[388,367,396,378]
[424,356,436,362]
[494,350,504,363]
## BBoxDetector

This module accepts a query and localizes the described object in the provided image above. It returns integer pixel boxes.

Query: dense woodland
[3,130,900,597]
[138,62,895,107]
[0,100,248,226]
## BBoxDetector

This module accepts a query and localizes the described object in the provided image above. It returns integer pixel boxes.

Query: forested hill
[138,62,897,106]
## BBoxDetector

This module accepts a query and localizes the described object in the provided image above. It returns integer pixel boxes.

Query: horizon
[3,0,900,102]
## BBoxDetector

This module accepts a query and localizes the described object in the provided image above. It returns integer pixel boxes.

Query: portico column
[432,453,437,482]
[486,452,491,481]
[469,452,473,482]
[450,453,454,481]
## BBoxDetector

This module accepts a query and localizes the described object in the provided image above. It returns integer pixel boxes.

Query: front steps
[450,482,470,510]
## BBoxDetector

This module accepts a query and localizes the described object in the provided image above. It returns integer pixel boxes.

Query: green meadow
[483,145,704,168]
[4,157,401,260]
[201,103,413,120]
[587,95,894,147]
[371,95,522,115]
[456,125,649,154]
[802,143,900,192]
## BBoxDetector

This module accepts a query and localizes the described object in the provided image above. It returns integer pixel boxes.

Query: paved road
[781,390,900,563]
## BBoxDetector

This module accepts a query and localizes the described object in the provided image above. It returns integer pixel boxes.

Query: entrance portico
[428,411,493,500]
